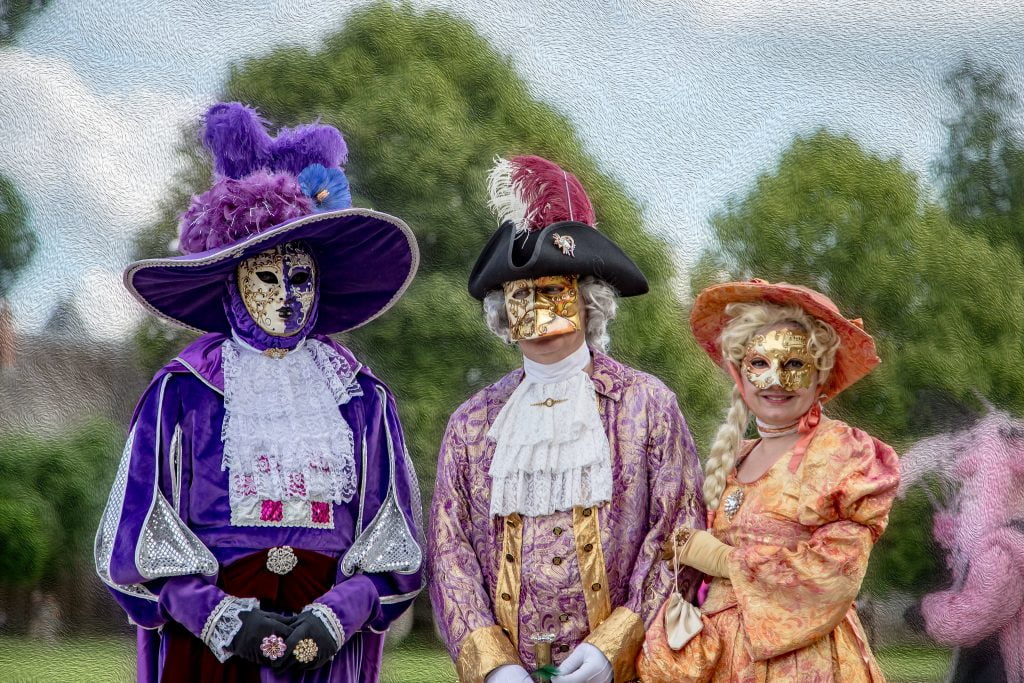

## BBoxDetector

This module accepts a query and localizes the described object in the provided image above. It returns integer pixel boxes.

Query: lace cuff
[200,595,259,663]
[304,602,345,649]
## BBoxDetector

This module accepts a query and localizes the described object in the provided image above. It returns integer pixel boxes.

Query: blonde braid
[703,386,750,511]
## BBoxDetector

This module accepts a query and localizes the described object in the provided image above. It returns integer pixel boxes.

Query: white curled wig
[482,276,618,353]
[702,301,841,510]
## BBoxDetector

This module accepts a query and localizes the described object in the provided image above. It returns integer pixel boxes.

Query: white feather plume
[486,157,530,236]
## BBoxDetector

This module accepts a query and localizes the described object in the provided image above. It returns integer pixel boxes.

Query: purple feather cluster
[202,102,348,179]
[177,102,352,255]
[178,171,313,254]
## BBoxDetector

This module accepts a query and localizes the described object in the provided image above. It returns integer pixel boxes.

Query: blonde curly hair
[702,302,841,510]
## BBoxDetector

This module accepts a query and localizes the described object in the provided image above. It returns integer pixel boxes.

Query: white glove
[486,664,533,683]
[552,643,613,683]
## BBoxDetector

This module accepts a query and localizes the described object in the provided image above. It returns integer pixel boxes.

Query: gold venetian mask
[236,243,317,336]
[741,328,815,391]
[503,275,582,342]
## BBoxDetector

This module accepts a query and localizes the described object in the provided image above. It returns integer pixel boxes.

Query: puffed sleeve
[726,423,899,660]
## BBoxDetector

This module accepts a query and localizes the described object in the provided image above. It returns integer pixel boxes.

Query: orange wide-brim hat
[689,279,880,401]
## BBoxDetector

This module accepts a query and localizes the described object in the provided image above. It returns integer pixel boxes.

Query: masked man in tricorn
[429,155,706,683]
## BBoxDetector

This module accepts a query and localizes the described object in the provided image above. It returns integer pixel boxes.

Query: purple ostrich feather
[202,102,348,180]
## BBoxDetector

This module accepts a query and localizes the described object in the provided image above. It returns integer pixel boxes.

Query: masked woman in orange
[637,280,899,682]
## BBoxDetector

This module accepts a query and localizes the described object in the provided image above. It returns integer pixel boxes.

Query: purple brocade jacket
[95,333,425,682]
[428,351,706,683]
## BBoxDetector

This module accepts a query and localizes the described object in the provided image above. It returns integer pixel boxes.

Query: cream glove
[679,529,735,578]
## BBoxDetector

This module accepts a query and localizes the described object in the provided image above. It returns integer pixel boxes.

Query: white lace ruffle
[201,595,259,663]
[488,371,613,517]
[221,339,358,505]
[304,603,345,649]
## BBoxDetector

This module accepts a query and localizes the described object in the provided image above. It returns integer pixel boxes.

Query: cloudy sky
[2,0,1023,339]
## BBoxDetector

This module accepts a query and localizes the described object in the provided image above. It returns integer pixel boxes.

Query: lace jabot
[221,338,361,506]
[488,343,613,517]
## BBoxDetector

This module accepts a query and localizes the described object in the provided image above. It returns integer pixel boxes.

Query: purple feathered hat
[124,102,418,336]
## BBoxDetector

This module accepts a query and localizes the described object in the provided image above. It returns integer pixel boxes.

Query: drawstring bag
[664,530,703,650]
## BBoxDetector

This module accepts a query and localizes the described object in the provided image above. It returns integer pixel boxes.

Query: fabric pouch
[664,530,703,650]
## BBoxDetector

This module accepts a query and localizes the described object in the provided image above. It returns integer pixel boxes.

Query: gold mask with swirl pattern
[503,275,581,342]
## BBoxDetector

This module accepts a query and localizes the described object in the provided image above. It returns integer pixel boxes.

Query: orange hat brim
[689,279,880,400]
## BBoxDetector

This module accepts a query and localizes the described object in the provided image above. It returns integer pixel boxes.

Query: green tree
[0,419,122,636]
[132,2,724,499]
[0,0,50,45]
[693,128,1024,593]
[0,174,37,298]
[936,59,1024,253]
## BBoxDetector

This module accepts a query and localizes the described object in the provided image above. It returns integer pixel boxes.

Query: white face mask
[236,243,317,336]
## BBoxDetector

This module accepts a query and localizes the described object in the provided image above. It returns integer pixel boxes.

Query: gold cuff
[584,606,644,682]
[456,625,520,683]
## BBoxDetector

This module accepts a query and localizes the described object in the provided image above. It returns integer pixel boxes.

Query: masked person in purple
[94,102,424,682]
[428,155,706,683]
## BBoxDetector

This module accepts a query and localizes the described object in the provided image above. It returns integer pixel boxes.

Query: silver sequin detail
[266,546,298,575]
[137,490,218,579]
[94,428,156,600]
[341,386,422,576]
[723,488,745,520]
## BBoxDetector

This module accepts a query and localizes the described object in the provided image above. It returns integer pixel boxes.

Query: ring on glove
[293,638,319,663]
[260,634,287,660]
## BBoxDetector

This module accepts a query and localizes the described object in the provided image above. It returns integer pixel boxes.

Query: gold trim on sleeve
[456,625,521,683]
[495,513,523,645]
[584,606,645,682]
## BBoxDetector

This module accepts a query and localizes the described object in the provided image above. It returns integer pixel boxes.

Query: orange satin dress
[637,419,899,682]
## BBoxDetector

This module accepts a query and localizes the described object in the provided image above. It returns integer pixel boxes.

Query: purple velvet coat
[95,333,424,682]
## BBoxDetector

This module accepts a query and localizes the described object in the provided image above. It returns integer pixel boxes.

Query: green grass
[0,636,949,682]
[0,635,457,683]
[876,644,952,683]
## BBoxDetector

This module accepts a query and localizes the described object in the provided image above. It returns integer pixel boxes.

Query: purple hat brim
[125,209,419,336]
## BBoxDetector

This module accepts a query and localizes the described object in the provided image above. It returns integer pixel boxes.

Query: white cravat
[221,338,359,505]
[488,342,613,517]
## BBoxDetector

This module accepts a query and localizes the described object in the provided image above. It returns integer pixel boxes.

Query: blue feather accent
[298,164,352,212]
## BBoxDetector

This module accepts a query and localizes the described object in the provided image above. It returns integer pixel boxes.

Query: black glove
[280,609,339,671]
[903,602,926,634]
[229,608,297,664]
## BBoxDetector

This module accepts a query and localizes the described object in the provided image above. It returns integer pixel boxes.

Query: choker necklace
[756,418,799,438]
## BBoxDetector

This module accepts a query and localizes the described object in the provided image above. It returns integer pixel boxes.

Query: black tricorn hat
[467,155,649,300]
[468,220,649,299]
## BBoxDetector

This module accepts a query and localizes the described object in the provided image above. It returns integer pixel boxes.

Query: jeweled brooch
[723,489,745,520]
[293,638,319,663]
[266,546,298,575]
[552,233,576,257]
[260,634,287,660]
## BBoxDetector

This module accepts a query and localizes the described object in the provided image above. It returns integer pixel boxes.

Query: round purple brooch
[260,634,287,660]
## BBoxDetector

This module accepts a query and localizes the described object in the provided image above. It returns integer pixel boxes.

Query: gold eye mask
[742,329,814,391]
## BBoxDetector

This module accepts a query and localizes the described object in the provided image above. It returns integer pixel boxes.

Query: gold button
[553,527,563,536]
[501,627,511,637]
[591,583,601,591]
[505,553,515,563]
[552,557,563,566]
[506,518,516,527]
[583,543,593,552]
[501,592,511,601]
[559,644,570,653]
[582,508,592,517]
[559,613,569,623]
